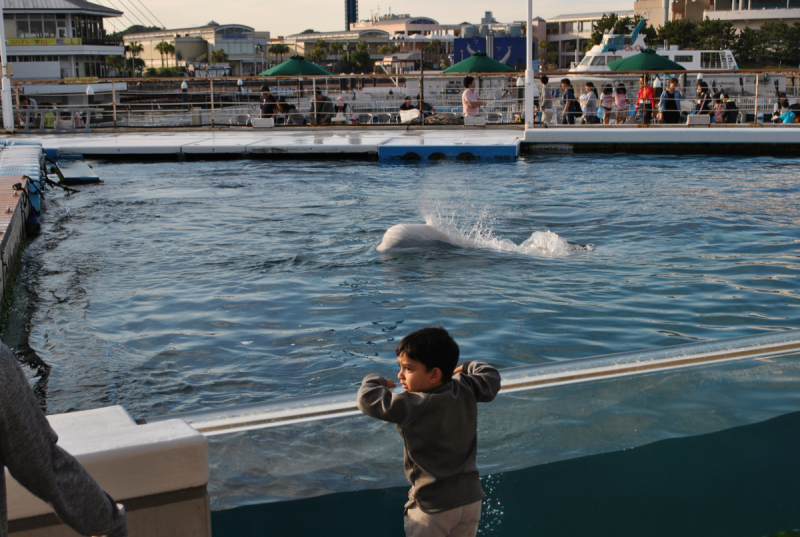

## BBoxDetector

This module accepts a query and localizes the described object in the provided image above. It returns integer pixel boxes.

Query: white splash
[377,223,593,257]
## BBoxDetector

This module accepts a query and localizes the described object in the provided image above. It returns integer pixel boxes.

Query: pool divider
[155,329,800,436]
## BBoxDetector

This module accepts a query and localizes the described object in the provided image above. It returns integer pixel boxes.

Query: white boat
[570,19,738,73]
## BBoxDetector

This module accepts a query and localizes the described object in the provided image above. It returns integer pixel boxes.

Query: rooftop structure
[2,0,124,79]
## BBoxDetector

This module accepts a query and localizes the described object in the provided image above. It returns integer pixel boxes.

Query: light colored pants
[404,500,482,537]
[541,109,554,124]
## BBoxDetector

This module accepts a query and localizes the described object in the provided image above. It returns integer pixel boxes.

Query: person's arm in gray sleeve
[357,374,420,425]
[0,347,127,537]
[456,361,501,402]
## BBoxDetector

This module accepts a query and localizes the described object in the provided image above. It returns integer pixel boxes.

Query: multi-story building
[545,10,634,68]
[703,0,800,29]
[2,0,125,80]
[123,22,270,76]
[634,0,800,29]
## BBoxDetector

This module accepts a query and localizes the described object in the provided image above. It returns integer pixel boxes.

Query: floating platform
[4,125,800,162]
[2,129,524,161]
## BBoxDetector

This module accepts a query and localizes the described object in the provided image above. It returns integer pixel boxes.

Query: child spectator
[712,93,725,124]
[614,84,628,125]
[600,84,614,125]
[357,327,501,537]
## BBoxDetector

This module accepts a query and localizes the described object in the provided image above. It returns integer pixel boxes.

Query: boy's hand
[385,379,397,388]
[453,366,463,375]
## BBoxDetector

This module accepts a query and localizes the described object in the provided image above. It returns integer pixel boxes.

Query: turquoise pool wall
[211,410,800,537]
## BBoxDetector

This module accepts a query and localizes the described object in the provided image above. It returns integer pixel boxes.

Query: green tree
[308,45,327,65]
[268,43,290,63]
[356,40,369,52]
[209,48,229,63]
[785,23,800,67]
[350,50,372,72]
[758,21,789,64]
[165,42,176,66]
[175,49,183,65]
[330,41,345,65]
[732,27,759,64]
[155,41,170,67]
[106,55,125,74]
[656,19,699,49]
[538,39,558,68]
[696,19,737,50]
[127,41,144,76]
[377,44,400,55]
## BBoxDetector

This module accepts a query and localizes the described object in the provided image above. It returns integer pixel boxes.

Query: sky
[103,0,635,37]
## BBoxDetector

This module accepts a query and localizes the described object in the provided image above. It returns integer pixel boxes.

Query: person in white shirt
[461,76,483,117]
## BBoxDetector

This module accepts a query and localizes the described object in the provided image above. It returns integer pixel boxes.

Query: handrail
[154,329,800,436]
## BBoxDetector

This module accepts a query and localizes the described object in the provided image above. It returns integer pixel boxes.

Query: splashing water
[374,184,596,257]
[377,222,594,257]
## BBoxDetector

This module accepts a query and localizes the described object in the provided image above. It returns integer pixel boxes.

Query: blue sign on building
[453,37,537,71]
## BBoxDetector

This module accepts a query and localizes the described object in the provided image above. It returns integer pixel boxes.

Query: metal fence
[4,69,800,132]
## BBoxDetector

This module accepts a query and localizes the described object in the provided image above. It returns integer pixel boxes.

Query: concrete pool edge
[4,125,800,161]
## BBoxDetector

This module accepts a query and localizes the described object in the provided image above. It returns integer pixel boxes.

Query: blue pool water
[4,154,800,515]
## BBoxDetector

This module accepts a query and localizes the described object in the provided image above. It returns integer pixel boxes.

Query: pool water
[4,154,800,517]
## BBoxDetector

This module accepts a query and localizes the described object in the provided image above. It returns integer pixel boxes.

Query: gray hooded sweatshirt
[357,361,501,513]
[0,344,127,537]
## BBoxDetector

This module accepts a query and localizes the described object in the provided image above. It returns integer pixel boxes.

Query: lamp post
[0,0,15,132]
[525,0,535,129]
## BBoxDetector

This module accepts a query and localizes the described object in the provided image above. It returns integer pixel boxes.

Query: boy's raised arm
[357,374,419,425]
[456,362,501,402]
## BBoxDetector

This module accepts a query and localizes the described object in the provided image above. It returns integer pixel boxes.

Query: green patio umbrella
[442,51,516,74]
[607,50,686,72]
[259,55,334,76]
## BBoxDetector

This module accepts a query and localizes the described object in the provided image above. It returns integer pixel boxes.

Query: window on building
[16,20,29,38]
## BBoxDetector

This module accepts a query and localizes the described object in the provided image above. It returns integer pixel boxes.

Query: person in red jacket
[636,76,656,125]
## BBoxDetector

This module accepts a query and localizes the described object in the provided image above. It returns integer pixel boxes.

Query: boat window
[580,56,592,66]
[590,56,606,66]
[674,55,693,63]
[623,37,632,45]
[701,52,722,69]
[607,55,621,63]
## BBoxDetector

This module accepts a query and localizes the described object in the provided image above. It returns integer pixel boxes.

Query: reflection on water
[2,155,798,419]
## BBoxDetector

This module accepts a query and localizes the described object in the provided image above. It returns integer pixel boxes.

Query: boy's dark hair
[396,327,459,382]
[540,75,549,85]
[560,78,571,87]
[463,76,474,88]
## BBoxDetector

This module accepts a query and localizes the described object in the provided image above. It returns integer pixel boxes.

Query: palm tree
[356,40,369,52]
[155,41,169,67]
[209,48,228,63]
[268,43,290,64]
[330,41,344,68]
[105,54,125,75]
[165,42,176,67]
[128,41,144,76]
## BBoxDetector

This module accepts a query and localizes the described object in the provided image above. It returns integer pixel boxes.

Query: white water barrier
[160,330,800,437]
[150,331,800,508]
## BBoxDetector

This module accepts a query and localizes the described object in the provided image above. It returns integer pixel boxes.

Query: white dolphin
[376,224,471,252]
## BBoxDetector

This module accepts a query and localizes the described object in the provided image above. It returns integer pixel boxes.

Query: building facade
[124,22,270,76]
[3,0,124,80]
[545,11,634,68]
[634,0,800,29]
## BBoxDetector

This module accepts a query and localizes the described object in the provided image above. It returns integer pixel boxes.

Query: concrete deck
[4,124,800,161]
[1,128,525,161]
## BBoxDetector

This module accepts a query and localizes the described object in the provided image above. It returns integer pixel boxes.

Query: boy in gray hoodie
[357,327,501,537]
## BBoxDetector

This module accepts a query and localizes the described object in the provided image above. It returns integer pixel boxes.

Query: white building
[124,22,270,76]
[546,11,634,69]
[3,0,125,79]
